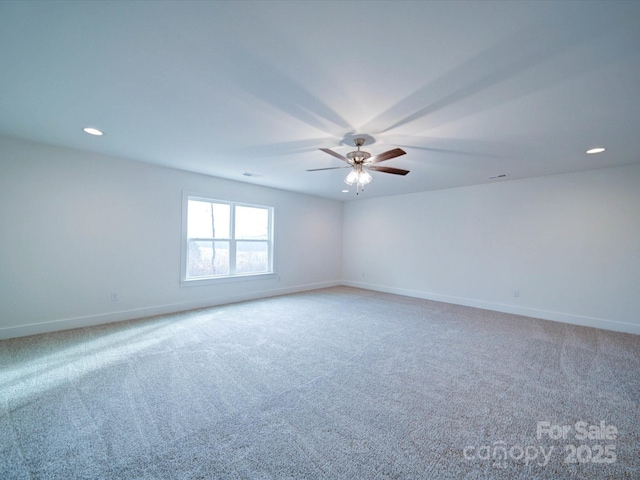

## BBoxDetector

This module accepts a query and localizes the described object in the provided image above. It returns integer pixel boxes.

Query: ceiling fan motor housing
[346,150,371,164]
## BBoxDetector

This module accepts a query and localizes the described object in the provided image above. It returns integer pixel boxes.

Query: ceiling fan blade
[319,147,349,163]
[369,166,410,176]
[306,166,350,172]
[369,147,407,164]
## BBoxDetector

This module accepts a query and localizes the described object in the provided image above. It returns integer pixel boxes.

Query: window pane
[187,240,229,277]
[235,241,268,274]
[187,201,230,239]
[235,206,269,240]
[187,200,212,238]
[212,203,230,238]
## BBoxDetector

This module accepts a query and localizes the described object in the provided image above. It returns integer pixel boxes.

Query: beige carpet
[1,286,639,479]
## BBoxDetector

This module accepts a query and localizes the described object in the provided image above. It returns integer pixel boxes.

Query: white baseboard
[0,280,341,340]
[342,280,640,336]
[4,280,637,339]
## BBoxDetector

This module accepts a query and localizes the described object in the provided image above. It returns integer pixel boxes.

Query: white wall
[0,136,343,339]
[3,135,639,339]
[343,164,640,335]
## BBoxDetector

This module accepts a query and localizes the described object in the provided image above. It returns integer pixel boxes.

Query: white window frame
[181,192,275,286]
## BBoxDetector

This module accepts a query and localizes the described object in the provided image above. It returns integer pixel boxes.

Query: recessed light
[83,127,104,136]
[586,147,605,154]
[341,189,349,193]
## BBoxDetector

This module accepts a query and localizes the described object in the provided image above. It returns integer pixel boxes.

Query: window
[182,195,274,283]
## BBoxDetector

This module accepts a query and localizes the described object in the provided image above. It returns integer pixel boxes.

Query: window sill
[180,272,277,288]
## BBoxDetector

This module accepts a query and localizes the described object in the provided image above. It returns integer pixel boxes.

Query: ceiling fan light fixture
[359,170,372,185]
[344,168,372,187]
[344,169,359,185]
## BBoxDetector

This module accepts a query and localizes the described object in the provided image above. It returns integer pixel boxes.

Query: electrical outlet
[111,293,119,302]
[513,290,520,298]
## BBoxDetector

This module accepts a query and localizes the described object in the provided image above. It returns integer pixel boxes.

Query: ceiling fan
[307,138,408,194]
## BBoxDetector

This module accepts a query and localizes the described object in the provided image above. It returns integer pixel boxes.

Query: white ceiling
[1,1,639,200]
